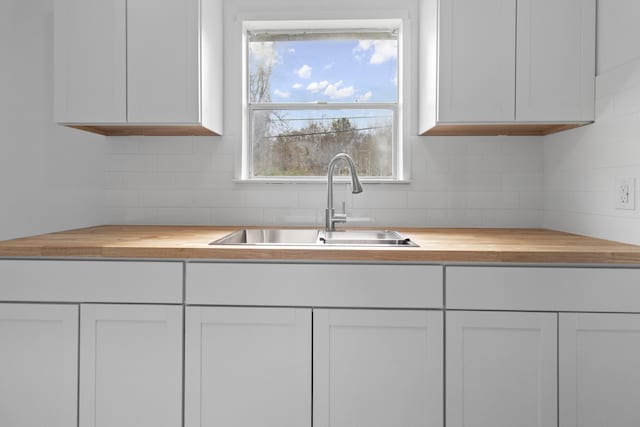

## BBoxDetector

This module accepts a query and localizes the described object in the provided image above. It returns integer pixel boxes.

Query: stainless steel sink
[210,228,320,245]
[318,230,417,246]
[209,228,418,247]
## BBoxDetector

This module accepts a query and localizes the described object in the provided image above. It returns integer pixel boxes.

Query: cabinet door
[313,309,443,427]
[447,311,557,427]
[560,313,640,427]
[438,0,516,122]
[127,0,199,123]
[79,304,182,427]
[54,0,127,123]
[0,304,78,427]
[185,307,311,427]
[516,0,595,121]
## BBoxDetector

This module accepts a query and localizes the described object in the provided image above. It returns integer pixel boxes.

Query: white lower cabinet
[0,303,78,427]
[185,306,312,427]
[79,304,183,427]
[184,306,443,427]
[446,311,558,427]
[559,313,640,427]
[314,309,443,427]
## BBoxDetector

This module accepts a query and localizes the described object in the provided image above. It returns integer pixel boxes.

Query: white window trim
[240,18,408,183]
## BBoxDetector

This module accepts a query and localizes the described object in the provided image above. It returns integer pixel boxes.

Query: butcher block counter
[1,225,640,264]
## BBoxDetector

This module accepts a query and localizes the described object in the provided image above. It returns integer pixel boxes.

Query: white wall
[0,0,106,240]
[543,0,640,245]
[104,0,544,229]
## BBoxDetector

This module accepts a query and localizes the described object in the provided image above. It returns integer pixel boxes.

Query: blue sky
[250,39,398,103]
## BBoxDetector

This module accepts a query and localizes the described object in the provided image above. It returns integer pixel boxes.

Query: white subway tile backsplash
[105,154,155,172]
[137,137,193,154]
[349,208,428,228]
[108,207,157,224]
[426,209,486,227]
[156,208,211,225]
[210,208,264,226]
[407,192,449,209]
[138,190,194,208]
[105,189,139,207]
[103,119,548,228]
[544,58,640,245]
[263,208,319,226]
[352,190,408,209]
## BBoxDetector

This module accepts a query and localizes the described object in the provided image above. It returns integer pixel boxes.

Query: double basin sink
[210,229,418,247]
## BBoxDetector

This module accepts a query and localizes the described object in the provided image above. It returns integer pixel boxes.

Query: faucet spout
[325,153,363,232]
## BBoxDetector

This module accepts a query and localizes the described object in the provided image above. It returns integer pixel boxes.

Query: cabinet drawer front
[186,263,442,308]
[0,260,183,303]
[447,266,640,312]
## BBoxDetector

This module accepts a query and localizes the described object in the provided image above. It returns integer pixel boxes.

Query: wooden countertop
[1,225,640,264]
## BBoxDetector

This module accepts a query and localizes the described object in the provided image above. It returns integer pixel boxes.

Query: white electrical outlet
[615,177,636,210]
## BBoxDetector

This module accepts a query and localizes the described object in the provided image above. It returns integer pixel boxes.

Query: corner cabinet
[419,0,596,136]
[54,0,223,136]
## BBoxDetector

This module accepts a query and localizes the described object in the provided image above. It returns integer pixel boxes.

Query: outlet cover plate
[615,177,636,210]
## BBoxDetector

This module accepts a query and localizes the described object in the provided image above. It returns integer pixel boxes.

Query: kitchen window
[242,20,402,181]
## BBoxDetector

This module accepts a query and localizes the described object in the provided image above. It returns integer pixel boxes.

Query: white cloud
[288,48,296,54]
[323,63,334,70]
[306,80,329,93]
[250,42,279,66]
[274,89,291,98]
[292,83,303,89]
[324,80,355,99]
[358,91,373,102]
[294,64,312,79]
[353,40,397,64]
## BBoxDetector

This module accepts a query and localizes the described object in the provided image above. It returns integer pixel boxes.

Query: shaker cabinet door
[516,0,595,121]
[313,309,443,427]
[0,304,78,427]
[446,311,557,427]
[54,0,127,123]
[127,0,200,123]
[560,313,640,427]
[79,304,183,427]
[438,0,516,122]
[185,306,312,427]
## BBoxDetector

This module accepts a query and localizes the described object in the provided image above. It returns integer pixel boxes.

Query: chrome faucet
[325,153,363,232]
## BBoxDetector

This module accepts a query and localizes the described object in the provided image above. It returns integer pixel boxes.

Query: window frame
[241,19,404,182]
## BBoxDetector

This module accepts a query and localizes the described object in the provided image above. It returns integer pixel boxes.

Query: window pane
[249,39,398,104]
[252,109,393,177]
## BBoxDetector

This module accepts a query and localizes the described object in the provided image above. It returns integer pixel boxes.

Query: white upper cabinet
[437,0,516,123]
[54,0,127,124]
[420,0,595,136]
[54,0,222,136]
[516,0,596,122]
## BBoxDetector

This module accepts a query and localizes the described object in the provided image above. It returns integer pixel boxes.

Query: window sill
[233,178,412,185]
